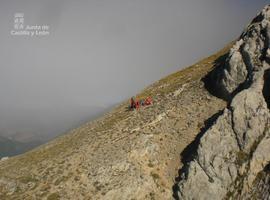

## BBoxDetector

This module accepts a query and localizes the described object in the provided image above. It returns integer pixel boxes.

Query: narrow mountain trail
[0,44,231,200]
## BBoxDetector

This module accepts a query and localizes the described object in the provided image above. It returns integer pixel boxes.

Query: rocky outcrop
[210,5,270,100]
[176,5,270,200]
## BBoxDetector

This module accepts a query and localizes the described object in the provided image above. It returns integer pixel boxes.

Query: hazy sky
[0,0,268,141]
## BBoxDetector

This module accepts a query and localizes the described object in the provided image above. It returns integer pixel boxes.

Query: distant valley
[0,135,42,158]
[0,104,115,158]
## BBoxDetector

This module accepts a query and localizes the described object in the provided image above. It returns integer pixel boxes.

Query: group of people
[129,96,153,110]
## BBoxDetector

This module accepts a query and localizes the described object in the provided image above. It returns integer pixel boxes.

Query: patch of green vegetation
[235,151,249,166]
[225,190,234,199]
[150,172,160,181]
[93,181,103,191]
[47,192,60,200]
[18,175,37,184]
[149,192,155,200]
[0,194,8,200]
[74,176,80,181]
[54,178,62,186]
[148,161,154,168]
[56,169,63,175]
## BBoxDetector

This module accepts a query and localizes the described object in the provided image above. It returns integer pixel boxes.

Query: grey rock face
[177,5,270,200]
[216,5,270,99]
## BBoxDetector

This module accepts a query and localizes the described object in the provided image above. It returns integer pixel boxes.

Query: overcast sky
[0,0,268,141]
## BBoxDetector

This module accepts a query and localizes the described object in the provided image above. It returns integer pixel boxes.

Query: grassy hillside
[0,42,232,200]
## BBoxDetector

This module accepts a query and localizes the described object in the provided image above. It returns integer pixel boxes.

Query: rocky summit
[176,5,270,200]
[1,5,270,200]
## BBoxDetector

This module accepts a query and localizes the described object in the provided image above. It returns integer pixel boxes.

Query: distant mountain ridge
[0,135,42,158]
[0,104,115,158]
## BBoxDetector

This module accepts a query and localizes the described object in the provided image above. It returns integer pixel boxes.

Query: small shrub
[148,161,154,168]
[18,175,37,184]
[47,192,60,200]
[151,172,160,181]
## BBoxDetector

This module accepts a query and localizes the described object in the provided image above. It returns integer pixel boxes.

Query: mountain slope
[0,42,231,199]
[5,4,270,200]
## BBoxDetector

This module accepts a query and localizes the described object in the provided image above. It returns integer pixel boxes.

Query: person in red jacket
[145,97,152,105]
[130,97,136,109]
[130,96,152,110]
[135,100,140,110]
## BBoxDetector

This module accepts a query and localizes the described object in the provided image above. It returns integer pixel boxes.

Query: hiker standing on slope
[130,96,136,110]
